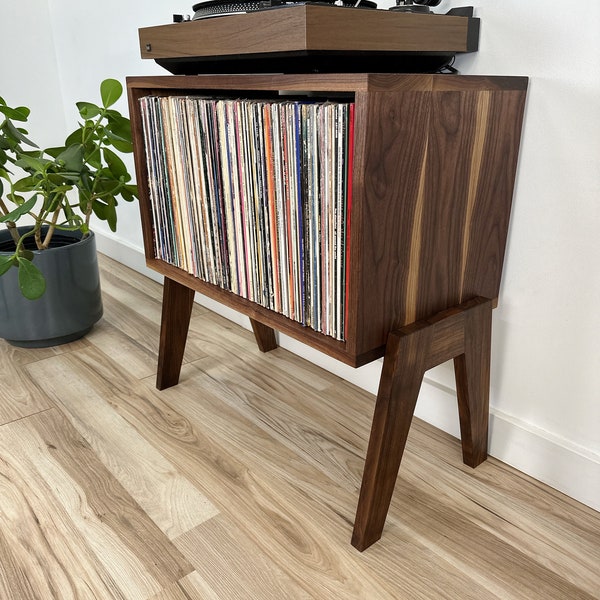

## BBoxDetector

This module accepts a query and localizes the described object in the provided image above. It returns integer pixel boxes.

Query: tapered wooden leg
[156,277,195,390]
[351,297,494,551]
[250,318,278,353]
[454,298,492,467]
[351,323,433,551]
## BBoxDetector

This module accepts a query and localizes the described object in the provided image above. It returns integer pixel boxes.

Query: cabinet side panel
[354,91,432,356]
[353,83,527,360]
[411,89,483,320]
[459,89,527,301]
[127,84,156,261]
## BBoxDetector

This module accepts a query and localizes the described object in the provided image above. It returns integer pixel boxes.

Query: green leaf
[105,197,117,231]
[17,256,46,300]
[62,202,81,226]
[100,79,122,109]
[0,254,14,276]
[0,195,37,222]
[79,171,93,193]
[7,193,26,205]
[56,144,85,172]
[0,105,30,121]
[91,199,106,220]
[105,114,133,144]
[86,146,102,169]
[46,171,76,185]
[47,191,65,213]
[107,137,133,154]
[120,183,138,202]
[5,120,37,147]
[65,128,82,146]
[76,101,102,119]
[91,195,118,230]
[44,146,65,158]
[15,154,51,173]
[94,177,120,196]
[12,175,38,192]
[78,188,91,212]
[103,147,128,178]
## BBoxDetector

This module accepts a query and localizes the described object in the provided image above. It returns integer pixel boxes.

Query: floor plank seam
[0,405,55,429]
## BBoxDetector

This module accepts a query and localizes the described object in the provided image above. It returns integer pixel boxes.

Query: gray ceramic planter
[0,227,103,347]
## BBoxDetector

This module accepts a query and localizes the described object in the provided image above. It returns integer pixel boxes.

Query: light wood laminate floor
[1,255,599,599]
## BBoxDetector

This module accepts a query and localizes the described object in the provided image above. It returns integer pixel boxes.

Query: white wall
[1,0,598,510]
[440,0,600,508]
[0,0,67,147]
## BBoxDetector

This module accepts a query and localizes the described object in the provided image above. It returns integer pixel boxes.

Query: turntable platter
[191,0,377,20]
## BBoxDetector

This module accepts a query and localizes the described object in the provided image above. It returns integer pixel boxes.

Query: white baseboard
[411,379,600,512]
[95,231,600,513]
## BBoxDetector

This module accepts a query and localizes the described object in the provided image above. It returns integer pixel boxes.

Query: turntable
[138,0,479,74]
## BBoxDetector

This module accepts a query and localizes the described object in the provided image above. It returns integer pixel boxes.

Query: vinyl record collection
[139,94,354,340]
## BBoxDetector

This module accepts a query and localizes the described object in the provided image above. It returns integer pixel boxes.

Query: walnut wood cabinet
[127,73,527,550]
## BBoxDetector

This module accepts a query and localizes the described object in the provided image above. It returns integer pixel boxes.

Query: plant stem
[0,196,11,215]
[41,207,61,249]
[0,198,21,245]
[34,227,43,250]
[5,221,21,245]
[14,226,39,255]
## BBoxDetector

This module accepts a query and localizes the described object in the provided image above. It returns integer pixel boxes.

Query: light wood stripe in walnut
[405,137,429,324]
[460,90,491,300]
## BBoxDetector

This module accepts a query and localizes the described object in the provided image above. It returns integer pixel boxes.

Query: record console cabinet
[127,72,527,550]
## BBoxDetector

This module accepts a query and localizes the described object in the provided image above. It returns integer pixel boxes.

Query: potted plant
[0,79,138,347]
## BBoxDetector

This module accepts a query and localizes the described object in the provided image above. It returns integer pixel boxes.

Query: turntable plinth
[138,5,479,74]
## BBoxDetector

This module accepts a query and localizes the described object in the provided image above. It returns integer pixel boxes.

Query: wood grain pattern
[352,297,493,550]
[454,298,492,467]
[138,6,476,60]
[97,262,207,369]
[0,339,86,425]
[127,74,527,367]
[0,256,598,599]
[175,515,312,599]
[157,277,196,389]
[353,88,432,353]
[0,409,192,599]
[352,319,433,551]
[250,318,278,353]
[126,74,529,556]
[149,572,221,600]
[26,354,220,540]
[353,83,526,358]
